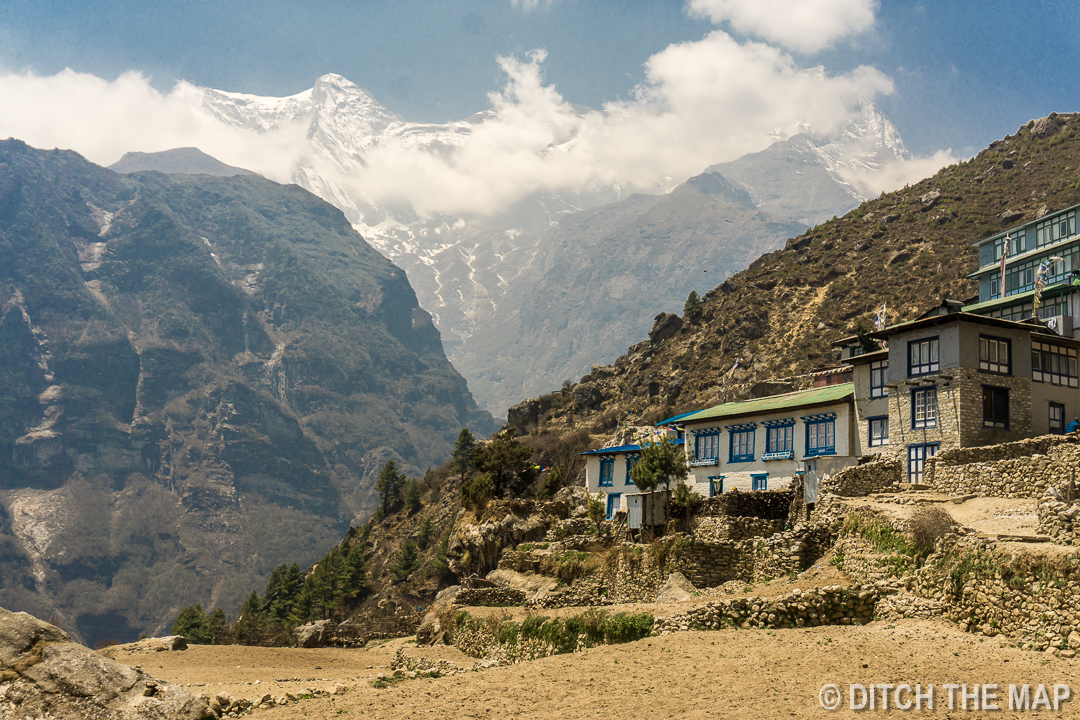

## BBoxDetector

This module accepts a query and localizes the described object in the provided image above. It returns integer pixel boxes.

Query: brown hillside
[515,113,1080,437]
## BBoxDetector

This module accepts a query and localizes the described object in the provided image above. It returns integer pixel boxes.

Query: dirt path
[127,618,1080,719]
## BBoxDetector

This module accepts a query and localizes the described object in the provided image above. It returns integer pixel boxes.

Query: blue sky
[1,0,1076,158]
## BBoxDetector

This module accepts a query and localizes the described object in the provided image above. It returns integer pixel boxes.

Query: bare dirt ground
[125,618,1080,719]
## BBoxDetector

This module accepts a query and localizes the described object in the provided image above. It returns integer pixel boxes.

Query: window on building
[729,428,755,462]
[983,386,1009,429]
[993,231,1026,260]
[764,423,794,455]
[1032,342,1080,387]
[907,443,939,484]
[599,458,614,487]
[751,473,768,491]
[849,345,865,358]
[870,359,889,398]
[695,431,720,462]
[1035,211,1076,248]
[625,455,639,485]
[979,335,1011,375]
[805,417,836,457]
[708,477,724,497]
[868,416,889,447]
[908,337,940,376]
[912,387,937,429]
[605,493,622,519]
[1050,402,1066,435]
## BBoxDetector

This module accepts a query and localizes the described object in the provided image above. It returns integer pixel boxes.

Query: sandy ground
[125,618,1080,719]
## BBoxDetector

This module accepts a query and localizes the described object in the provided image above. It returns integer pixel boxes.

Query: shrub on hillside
[909,505,957,554]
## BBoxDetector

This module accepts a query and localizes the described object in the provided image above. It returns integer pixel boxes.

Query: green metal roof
[961,282,1074,314]
[961,289,1038,313]
[679,382,854,424]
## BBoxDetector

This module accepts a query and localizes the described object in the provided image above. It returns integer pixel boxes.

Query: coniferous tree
[171,604,212,644]
[684,290,704,318]
[630,436,689,493]
[375,460,406,514]
[390,540,420,584]
[473,431,535,497]
[404,479,422,514]
[237,591,264,644]
[450,428,476,483]
[342,542,368,599]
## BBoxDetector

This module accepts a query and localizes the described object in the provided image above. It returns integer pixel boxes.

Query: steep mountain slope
[109,147,256,176]
[518,114,1080,435]
[458,180,806,410]
[188,74,912,414]
[0,139,494,645]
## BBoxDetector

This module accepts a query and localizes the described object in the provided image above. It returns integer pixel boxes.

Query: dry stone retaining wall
[927,439,1080,499]
[695,489,794,519]
[690,516,784,542]
[820,457,902,497]
[654,585,882,633]
[1037,496,1080,544]
[455,587,526,607]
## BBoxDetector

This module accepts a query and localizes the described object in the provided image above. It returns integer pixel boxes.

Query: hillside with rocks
[0,139,493,646]
[511,113,1080,437]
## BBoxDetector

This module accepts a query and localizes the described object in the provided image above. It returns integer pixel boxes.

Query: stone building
[851,311,1080,482]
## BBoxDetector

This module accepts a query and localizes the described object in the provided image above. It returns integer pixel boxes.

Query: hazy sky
[1,0,1076,158]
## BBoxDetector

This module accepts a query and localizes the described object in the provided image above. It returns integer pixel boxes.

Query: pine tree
[404,479,422,514]
[684,290,704,318]
[342,543,368,598]
[450,428,476,483]
[171,604,211,644]
[390,541,420,584]
[473,431,535,497]
[375,460,406,514]
[630,436,689,493]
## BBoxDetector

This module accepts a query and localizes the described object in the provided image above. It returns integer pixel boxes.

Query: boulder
[1030,116,1060,139]
[293,619,333,649]
[446,502,552,576]
[648,313,683,344]
[656,572,697,604]
[0,606,211,719]
[553,485,589,517]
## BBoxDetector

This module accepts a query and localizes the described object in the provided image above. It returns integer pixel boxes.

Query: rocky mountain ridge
[0,139,493,646]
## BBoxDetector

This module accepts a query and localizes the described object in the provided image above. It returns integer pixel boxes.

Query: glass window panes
[979,336,1011,374]
[1032,342,1079,387]
[1050,403,1065,434]
[869,417,889,447]
[913,387,937,428]
[1035,211,1076,248]
[870,360,889,398]
[599,458,614,486]
[766,425,794,454]
[696,432,720,460]
[908,337,940,376]
[983,386,1009,429]
[806,420,835,456]
[729,429,754,462]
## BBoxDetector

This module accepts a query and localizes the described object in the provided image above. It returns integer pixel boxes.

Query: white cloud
[0,68,309,181]
[843,149,959,197]
[687,0,877,53]
[509,0,558,10]
[0,21,949,223]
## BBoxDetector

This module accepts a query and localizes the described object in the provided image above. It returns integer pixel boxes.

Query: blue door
[606,493,622,519]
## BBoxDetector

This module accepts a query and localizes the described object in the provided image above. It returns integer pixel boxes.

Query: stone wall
[666,526,833,588]
[1037,495,1080,544]
[455,587,526,607]
[654,585,882,632]
[820,457,903,497]
[689,516,784,543]
[695,489,794,519]
[927,437,1080,499]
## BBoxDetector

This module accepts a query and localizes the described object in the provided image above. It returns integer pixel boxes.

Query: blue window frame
[606,493,622,519]
[762,420,794,459]
[908,337,940,376]
[911,387,937,429]
[708,476,724,496]
[804,415,836,457]
[868,416,889,447]
[694,431,720,464]
[599,458,614,487]
[728,427,755,462]
[907,443,938,483]
[870,359,889,398]
[625,455,639,485]
[751,473,768,491]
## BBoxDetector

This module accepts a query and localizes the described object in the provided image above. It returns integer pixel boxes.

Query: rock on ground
[655,572,697,604]
[0,606,211,720]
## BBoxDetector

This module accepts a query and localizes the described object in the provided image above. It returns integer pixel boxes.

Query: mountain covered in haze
[110,147,256,177]
[158,74,910,414]
[0,139,494,645]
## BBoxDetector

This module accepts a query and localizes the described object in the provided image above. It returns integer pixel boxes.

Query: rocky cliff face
[0,140,493,645]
